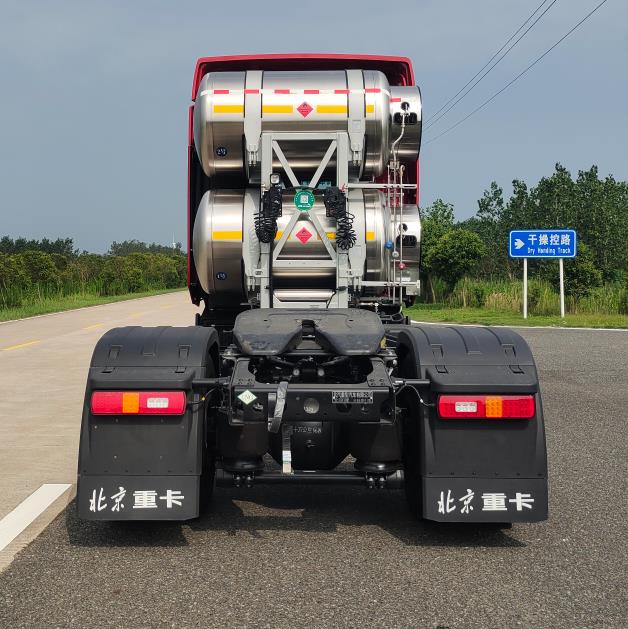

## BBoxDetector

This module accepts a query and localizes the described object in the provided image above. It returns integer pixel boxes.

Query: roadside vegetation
[0,238,186,321]
[1,163,626,327]
[410,164,627,328]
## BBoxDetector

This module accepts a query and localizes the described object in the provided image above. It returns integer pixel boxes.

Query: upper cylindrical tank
[193,70,421,184]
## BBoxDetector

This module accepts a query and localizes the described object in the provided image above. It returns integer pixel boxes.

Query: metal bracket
[267,380,288,433]
[281,422,293,475]
[255,131,355,308]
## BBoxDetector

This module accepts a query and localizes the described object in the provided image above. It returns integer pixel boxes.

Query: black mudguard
[397,324,548,523]
[77,326,219,521]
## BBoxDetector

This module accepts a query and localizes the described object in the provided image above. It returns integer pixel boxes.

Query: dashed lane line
[0,484,73,552]
[82,323,104,330]
[1,340,41,351]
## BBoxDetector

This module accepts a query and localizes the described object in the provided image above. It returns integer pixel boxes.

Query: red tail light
[437,395,535,419]
[91,391,186,415]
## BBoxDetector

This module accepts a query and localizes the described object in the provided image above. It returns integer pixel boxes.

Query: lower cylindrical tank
[192,188,421,305]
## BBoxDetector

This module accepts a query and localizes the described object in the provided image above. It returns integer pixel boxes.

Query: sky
[0,0,626,252]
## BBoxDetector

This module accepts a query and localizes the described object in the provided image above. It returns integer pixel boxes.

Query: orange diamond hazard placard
[297,102,313,118]
[296,227,312,244]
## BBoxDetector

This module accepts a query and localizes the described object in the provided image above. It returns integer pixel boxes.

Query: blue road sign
[509,229,577,258]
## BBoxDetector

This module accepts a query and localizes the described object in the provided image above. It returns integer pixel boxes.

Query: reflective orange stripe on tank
[212,104,244,114]
[212,231,242,240]
[262,105,293,114]
[316,105,347,114]
[212,102,380,116]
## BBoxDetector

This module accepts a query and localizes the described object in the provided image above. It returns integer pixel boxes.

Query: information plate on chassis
[332,391,374,404]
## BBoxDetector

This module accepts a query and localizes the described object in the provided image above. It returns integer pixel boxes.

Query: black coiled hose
[255,187,283,243]
[323,187,356,250]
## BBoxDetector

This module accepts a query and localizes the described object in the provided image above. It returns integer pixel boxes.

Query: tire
[399,351,424,519]
[198,351,218,514]
[403,407,422,519]
[199,444,216,514]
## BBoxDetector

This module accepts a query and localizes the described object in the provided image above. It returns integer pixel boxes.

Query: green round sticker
[294,189,315,211]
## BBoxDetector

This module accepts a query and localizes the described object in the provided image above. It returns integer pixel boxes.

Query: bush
[0,253,32,308]
[556,243,603,297]
[17,251,61,287]
[0,239,187,312]
[425,276,625,316]
[620,288,628,315]
[0,253,31,291]
[100,257,144,295]
[425,229,487,289]
[126,253,180,288]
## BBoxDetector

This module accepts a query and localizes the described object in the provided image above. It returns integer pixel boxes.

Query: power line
[424,0,560,132]
[424,0,610,146]
[427,0,552,124]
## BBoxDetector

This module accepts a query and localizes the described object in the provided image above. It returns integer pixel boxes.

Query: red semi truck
[77,54,548,524]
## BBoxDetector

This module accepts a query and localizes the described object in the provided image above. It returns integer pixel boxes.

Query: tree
[465,182,509,277]
[0,237,76,256]
[571,167,628,281]
[17,251,60,287]
[109,239,184,256]
[424,229,487,289]
[419,199,455,300]
[553,243,602,297]
[0,254,31,291]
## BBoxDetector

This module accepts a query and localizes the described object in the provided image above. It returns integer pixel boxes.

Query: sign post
[523,258,528,319]
[509,229,577,319]
[559,258,565,319]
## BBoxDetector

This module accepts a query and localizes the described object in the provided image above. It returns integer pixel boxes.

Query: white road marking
[410,319,627,332]
[0,484,72,552]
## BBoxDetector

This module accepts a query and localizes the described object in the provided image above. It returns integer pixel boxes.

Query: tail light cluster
[91,391,186,415]
[437,395,535,419]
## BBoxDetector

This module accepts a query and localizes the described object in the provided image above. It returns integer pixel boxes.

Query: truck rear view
[77,54,547,524]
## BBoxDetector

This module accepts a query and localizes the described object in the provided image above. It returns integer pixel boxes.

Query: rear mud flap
[76,326,218,522]
[396,325,549,524]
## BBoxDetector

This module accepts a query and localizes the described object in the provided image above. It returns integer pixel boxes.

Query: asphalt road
[0,291,195,567]
[0,296,626,628]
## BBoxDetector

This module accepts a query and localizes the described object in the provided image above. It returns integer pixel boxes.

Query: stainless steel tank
[193,70,421,183]
[192,189,421,305]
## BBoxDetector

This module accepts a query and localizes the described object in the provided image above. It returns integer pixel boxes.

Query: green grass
[0,288,186,322]
[405,303,628,329]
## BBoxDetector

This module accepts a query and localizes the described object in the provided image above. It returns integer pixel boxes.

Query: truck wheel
[403,407,423,519]
[398,346,424,520]
[199,444,215,513]
[198,355,219,514]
